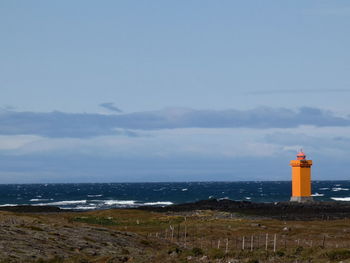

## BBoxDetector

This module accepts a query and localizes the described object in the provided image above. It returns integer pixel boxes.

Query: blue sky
[1,1,350,183]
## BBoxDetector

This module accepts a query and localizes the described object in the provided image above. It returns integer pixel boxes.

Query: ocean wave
[332,188,349,192]
[0,204,18,207]
[87,194,102,197]
[103,200,136,206]
[331,197,350,201]
[153,187,166,192]
[30,199,51,202]
[142,201,173,206]
[37,200,87,206]
[311,193,324,197]
[69,206,98,210]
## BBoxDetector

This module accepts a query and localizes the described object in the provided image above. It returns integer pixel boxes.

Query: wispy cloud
[99,102,123,113]
[2,123,350,182]
[0,107,349,138]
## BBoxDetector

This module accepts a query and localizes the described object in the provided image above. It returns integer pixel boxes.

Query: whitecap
[104,200,136,206]
[245,197,252,200]
[311,193,324,197]
[37,200,87,206]
[332,188,349,192]
[319,188,329,190]
[30,199,50,202]
[142,201,173,206]
[87,194,102,197]
[331,197,350,201]
[181,188,188,191]
[0,204,18,207]
[153,187,166,192]
[69,206,98,210]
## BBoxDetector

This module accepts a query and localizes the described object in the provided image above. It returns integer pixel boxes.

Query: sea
[0,181,350,210]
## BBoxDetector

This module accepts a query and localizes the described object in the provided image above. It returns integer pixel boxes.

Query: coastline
[2,199,350,262]
[139,199,350,220]
[3,198,350,220]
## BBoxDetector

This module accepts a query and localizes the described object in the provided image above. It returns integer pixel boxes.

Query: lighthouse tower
[290,150,313,202]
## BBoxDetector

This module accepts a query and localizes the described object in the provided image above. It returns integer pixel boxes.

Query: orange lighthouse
[290,150,313,202]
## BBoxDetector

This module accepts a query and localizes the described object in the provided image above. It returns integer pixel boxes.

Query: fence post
[251,235,254,251]
[273,234,277,252]
[322,235,326,248]
[265,233,268,251]
[170,225,174,242]
[184,224,187,248]
[177,224,180,242]
[242,236,245,250]
[225,238,229,253]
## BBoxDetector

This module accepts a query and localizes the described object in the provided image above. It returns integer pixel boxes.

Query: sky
[0,1,350,183]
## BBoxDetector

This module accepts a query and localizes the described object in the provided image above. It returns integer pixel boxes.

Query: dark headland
[140,199,350,220]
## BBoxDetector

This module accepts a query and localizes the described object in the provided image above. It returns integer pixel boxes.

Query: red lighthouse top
[296,150,306,160]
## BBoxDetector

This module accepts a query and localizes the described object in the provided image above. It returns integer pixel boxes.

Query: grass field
[2,209,350,262]
[65,209,350,262]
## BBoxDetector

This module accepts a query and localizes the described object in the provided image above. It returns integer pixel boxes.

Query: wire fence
[147,224,348,253]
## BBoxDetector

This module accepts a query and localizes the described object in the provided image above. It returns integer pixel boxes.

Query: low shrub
[140,239,151,246]
[275,250,285,257]
[190,247,203,256]
[294,246,303,255]
[25,225,44,231]
[208,248,225,259]
[325,249,350,261]
[168,247,182,254]
[121,248,130,255]
[73,216,117,226]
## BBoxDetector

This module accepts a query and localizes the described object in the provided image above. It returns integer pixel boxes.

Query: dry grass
[2,209,350,262]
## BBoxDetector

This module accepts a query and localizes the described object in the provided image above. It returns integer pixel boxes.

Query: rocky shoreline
[2,199,350,220]
[0,205,64,213]
[140,199,350,220]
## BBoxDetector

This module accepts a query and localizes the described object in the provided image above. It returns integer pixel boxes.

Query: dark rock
[139,199,350,220]
[0,205,63,213]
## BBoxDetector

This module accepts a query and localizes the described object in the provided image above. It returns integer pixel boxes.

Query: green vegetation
[208,248,225,259]
[140,239,152,246]
[325,249,350,261]
[3,208,350,262]
[190,247,203,256]
[22,225,44,231]
[72,216,118,226]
